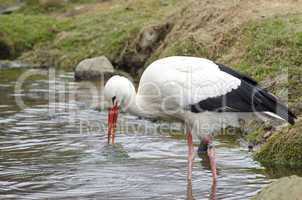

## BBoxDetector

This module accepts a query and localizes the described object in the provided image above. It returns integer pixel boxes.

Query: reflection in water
[186,180,195,200]
[210,180,217,200]
[186,177,217,200]
[186,153,218,200]
[1,69,300,199]
[200,155,217,200]
[199,152,212,172]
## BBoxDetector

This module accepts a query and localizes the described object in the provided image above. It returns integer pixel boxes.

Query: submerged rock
[253,175,302,200]
[74,56,115,81]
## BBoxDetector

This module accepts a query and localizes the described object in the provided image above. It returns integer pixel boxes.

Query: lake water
[0,68,275,199]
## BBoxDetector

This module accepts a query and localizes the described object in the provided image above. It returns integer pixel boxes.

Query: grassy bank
[0,0,179,69]
[0,14,67,59]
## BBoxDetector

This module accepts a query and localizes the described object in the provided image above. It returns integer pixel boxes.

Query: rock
[252,175,302,200]
[117,22,173,76]
[74,56,115,81]
[0,60,32,69]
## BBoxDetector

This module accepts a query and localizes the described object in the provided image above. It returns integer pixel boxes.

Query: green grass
[245,127,265,144]
[159,37,209,58]
[19,0,179,69]
[0,13,67,58]
[234,16,302,81]
[17,0,98,14]
[17,0,113,14]
[0,0,16,6]
[146,35,211,67]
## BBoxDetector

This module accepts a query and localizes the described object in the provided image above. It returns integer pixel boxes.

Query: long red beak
[107,103,119,144]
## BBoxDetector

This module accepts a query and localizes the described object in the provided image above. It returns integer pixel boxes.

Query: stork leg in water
[187,131,194,181]
[204,135,218,182]
[192,134,218,182]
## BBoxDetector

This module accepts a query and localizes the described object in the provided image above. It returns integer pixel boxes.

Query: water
[0,68,273,199]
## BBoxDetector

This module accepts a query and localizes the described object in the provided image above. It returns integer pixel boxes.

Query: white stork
[104,56,296,182]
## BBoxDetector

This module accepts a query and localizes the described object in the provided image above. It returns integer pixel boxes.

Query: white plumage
[136,56,241,115]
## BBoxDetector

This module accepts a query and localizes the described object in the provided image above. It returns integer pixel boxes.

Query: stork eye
[112,96,116,104]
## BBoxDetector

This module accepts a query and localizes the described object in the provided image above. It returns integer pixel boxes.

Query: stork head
[104,75,135,144]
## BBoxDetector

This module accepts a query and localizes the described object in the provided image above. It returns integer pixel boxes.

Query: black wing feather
[190,63,297,125]
[216,63,258,86]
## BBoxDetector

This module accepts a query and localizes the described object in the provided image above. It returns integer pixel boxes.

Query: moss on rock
[254,119,302,167]
[252,175,302,200]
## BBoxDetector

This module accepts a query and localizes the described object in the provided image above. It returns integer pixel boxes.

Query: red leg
[207,142,217,182]
[111,105,119,144]
[107,105,119,144]
[187,131,194,181]
[107,108,113,144]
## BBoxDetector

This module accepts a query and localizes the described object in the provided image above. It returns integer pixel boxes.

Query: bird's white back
[136,56,241,119]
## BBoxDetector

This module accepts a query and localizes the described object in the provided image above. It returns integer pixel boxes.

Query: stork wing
[139,56,241,109]
[171,64,241,107]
